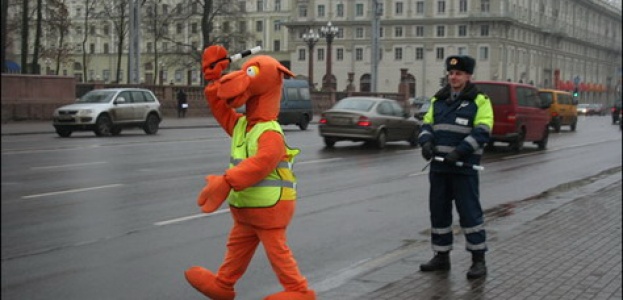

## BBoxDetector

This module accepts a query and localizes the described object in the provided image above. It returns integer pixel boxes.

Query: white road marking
[154,208,230,226]
[21,184,124,199]
[297,158,343,165]
[30,161,107,170]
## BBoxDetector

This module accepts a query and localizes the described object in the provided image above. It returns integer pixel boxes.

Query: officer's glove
[421,142,434,161]
[444,150,462,165]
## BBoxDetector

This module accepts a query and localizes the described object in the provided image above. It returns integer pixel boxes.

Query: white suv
[53,88,162,137]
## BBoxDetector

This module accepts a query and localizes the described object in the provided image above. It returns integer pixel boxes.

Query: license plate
[331,117,351,125]
[58,115,73,120]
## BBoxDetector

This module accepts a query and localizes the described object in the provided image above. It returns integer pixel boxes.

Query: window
[395,26,403,38]
[104,43,110,54]
[480,24,489,36]
[239,21,246,33]
[89,43,95,54]
[458,46,467,55]
[416,47,424,60]
[356,27,364,38]
[298,49,306,60]
[255,40,262,48]
[275,0,281,11]
[89,26,96,35]
[337,3,344,17]
[318,48,325,61]
[103,25,109,35]
[394,47,403,60]
[298,5,307,17]
[336,48,344,61]
[274,20,281,31]
[355,48,364,61]
[356,3,364,16]
[103,70,110,81]
[223,22,231,33]
[437,0,446,14]
[163,42,168,52]
[192,23,198,34]
[415,26,424,37]
[273,40,280,52]
[436,47,445,60]
[162,4,169,15]
[436,26,445,37]
[257,0,264,12]
[318,5,325,17]
[256,20,263,32]
[416,1,425,14]
[395,2,403,15]
[76,26,82,35]
[131,91,146,103]
[459,0,468,12]
[480,0,490,12]
[177,23,183,34]
[479,46,489,60]
[458,25,467,37]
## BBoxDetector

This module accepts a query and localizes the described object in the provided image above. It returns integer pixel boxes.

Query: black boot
[420,251,450,272]
[466,253,487,279]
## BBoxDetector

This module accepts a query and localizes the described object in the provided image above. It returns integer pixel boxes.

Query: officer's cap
[445,55,476,74]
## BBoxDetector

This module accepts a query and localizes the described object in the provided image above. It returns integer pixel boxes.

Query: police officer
[418,55,493,279]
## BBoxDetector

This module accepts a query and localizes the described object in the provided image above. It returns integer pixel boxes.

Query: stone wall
[1,74,77,122]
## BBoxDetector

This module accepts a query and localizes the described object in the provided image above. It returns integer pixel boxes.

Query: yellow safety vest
[227,117,300,208]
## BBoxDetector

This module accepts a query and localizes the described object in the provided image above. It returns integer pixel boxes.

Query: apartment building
[7,0,622,104]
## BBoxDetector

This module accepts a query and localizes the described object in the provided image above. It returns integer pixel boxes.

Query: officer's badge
[450,58,458,66]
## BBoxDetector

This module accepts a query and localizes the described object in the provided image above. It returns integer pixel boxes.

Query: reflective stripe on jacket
[227,117,301,208]
[418,84,493,175]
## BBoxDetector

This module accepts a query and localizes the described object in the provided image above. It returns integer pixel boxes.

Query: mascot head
[216,55,295,123]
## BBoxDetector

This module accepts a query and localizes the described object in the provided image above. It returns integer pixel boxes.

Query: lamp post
[45,58,51,75]
[302,28,319,90]
[321,21,338,91]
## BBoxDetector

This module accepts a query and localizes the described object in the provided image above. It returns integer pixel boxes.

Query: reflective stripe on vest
[227,117,301,208]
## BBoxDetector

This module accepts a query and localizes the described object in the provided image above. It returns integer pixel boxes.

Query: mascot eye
[246,66,260,77]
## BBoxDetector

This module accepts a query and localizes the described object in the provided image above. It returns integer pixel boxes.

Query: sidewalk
[319,171,622,300]
[0,116,219,135]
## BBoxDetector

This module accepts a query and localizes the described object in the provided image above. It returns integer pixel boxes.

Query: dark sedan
[318,97,421,149]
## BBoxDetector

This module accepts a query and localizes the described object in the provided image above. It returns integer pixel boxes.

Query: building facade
[6,0,623,104]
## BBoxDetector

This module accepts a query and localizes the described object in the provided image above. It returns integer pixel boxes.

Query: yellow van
[538,89,578,132]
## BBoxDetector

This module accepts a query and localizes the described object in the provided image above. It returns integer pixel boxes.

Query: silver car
[52,88,162,137]
[318,97,421,149]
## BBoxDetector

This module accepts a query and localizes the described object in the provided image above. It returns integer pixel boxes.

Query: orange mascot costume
[184,45,316,300]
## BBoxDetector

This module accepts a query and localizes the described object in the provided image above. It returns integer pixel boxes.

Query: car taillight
[357,116,371,127]
[551,112,559,117]
[612,107,617,112]
[319,117,327,124]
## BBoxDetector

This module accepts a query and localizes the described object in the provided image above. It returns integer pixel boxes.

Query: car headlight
[77,109,93,116]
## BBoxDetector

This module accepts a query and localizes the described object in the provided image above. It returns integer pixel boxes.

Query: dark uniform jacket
[418,82,494,175]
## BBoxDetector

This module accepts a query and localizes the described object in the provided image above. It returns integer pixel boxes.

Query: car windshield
[76,90,116,103]
[334,98,375,112]
[577,104,590,108]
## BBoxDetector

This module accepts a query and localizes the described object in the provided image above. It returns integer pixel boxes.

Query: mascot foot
[184,266,235,300]
[264,290,316,300]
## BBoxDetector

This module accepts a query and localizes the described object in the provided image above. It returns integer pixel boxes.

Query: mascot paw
[184,266,235,300]
[197,175,231,213]
[264,290,317,300]
[202,45,229,81]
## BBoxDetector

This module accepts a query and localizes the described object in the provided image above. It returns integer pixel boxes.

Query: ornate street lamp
[302,28,319,90]
[159,62,166,86]
[320,21,338,91]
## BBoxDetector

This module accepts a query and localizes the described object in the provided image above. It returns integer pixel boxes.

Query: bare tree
[46,0,72,75]
[1,0,8,72]
[101,0,129,83]
[79,0,97,82]
[20,0,29,73]
[31,0,43,74]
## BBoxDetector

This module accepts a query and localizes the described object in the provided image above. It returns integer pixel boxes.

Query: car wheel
[510,130,525,152]
[298,115,310,131]
[143,114,160,135]
[536,127,549,150]
[94,115,112,136]
[324,137,336,148]
[111,127,122,136]
[376,130,387,149]
[552,121,561,133]
[55,126,72,137]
